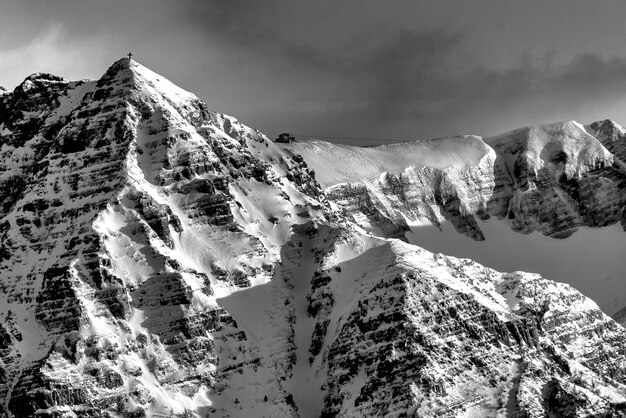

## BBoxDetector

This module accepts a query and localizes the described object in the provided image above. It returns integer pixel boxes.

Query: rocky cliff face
[1,60,626,417]
[293,121,626,241]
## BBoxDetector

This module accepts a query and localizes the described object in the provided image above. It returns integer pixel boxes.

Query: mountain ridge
[1,59,626,417]
[284,119,626,315]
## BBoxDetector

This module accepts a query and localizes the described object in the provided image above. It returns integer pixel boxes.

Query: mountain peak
[97,57,198,107]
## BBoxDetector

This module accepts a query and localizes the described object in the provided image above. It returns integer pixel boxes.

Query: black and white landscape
[0,57,625,417]
[4,1,626,418]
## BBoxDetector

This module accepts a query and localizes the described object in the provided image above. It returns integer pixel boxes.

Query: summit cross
[127,52,133,61]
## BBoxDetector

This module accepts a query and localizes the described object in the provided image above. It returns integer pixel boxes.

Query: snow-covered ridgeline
[285,120,626,315]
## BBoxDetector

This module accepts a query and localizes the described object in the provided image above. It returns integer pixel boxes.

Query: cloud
[179,0,626,140]
[3,1,626,143]
[0,23,111,89]
[207,12,626,141]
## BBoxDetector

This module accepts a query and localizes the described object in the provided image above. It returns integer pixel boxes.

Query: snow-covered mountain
[1,59,626,417]
[285,123,626,315]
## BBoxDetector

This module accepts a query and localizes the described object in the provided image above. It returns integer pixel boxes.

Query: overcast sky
[3,0,626,144]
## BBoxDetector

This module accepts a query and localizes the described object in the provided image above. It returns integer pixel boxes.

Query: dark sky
[3,0,626,144]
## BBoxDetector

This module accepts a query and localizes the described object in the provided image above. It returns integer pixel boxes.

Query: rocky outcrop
[589,119,626,165]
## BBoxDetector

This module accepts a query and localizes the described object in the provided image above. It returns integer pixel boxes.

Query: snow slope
[283,135,491,187]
